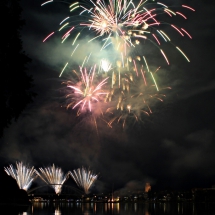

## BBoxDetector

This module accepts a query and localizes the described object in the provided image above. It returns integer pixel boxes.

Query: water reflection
[55,206,61,215]
[14,202,215,215]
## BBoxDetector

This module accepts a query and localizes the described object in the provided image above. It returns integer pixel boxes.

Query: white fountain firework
[4,161,37,191]
[36,164,69,195]
[69,166,98,194]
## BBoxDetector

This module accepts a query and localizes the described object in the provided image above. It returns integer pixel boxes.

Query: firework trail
[36,164,69,195]
[69,166,98,194]
[4,162,37,191]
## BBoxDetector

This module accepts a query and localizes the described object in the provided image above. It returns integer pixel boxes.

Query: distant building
[145,183,151,192]
[192,188,215,202]
[144,183,151,200]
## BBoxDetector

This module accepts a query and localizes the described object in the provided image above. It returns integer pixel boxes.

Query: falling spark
[43,32,54,42]
[176,46,190,62]
[41,0,53,6]
[59,62,68,77]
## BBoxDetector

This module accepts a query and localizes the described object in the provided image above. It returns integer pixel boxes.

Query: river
[5,202,215,215]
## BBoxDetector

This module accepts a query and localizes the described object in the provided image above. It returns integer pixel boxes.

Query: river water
[7,202,215,215]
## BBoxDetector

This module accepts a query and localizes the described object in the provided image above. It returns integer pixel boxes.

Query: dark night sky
[0,0,215,193]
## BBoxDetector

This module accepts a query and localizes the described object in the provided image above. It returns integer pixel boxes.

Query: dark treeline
[0,169,29,205]
[1,0,36,137]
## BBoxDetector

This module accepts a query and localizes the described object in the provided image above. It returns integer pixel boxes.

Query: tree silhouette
[0,168,30,205]
[1,0,36,136]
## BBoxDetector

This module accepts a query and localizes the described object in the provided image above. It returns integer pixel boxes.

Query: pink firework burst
[65,65,109,114]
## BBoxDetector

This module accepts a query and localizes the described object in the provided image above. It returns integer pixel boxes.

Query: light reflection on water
[15,202,215,215]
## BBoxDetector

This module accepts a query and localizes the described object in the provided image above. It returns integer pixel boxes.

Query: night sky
[1,0,215,193]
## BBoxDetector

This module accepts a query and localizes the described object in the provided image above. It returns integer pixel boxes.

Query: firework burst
[61,56,170,128]
[100,58,112,73]
[4,162,37,191]
[40,0,194,128]
[36,164,69,195]
[42,0,194,66]
[104,59,170,128]
[63,65,109,114]
[69,166,98,194]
